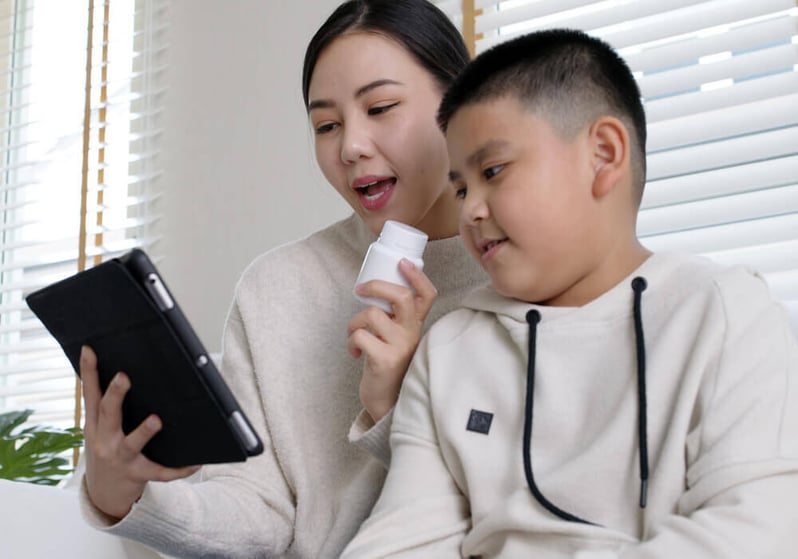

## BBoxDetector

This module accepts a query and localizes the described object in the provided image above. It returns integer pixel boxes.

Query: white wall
[155,0,350,351]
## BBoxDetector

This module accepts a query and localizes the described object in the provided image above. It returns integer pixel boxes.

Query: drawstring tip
[639,479,648,508]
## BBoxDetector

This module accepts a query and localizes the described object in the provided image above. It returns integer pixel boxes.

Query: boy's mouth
[480,238,507,251]
[479,237,508,261]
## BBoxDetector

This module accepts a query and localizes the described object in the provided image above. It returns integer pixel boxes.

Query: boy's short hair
[438,29,647,200]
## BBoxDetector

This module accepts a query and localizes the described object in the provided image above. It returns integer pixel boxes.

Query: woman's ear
[589,116,629,199]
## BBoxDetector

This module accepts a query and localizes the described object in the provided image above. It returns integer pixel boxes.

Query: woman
[79,1,486,557]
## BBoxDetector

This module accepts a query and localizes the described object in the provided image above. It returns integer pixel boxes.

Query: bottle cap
[379,220,428,258]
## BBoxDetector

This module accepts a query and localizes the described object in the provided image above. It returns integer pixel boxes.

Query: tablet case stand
[26,251,260,467]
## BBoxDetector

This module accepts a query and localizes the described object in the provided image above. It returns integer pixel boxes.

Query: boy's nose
[461,192,489,224]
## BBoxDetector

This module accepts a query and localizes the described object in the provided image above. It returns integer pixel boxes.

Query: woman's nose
[340,123,375,164]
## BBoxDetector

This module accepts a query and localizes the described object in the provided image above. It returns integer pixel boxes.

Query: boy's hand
[80,346,200,520]
[348,259,437,423]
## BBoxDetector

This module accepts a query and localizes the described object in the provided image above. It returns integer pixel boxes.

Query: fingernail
[114,372,129,389]
[146,415,162,430]
[354,284,364,295]
[400,258,415,270]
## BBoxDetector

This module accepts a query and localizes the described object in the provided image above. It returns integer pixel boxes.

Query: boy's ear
[589,116,629,199]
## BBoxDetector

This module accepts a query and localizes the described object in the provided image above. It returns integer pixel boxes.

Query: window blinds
[470,0,798,306]
[433,0,465,32]
[0,0,167,428]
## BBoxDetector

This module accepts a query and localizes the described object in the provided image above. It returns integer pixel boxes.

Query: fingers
[119,414,162,460]
[79,348,199,519]
[354,260,438,322]
[150,464,202,483]
[96,371,131,441]
[398,259,438,317]
[80,345,102,430]
[130,452,201,483]
[347,304,395,338]
[348,321,388,360]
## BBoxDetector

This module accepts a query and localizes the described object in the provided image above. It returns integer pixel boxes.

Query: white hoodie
[342,252,798,558]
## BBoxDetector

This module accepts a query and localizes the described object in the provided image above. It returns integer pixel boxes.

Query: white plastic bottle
[354,220,428,313]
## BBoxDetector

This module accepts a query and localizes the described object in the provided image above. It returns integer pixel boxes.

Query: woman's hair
[302,0,470,109]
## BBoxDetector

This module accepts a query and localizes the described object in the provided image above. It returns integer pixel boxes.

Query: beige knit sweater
[81,214,487,558]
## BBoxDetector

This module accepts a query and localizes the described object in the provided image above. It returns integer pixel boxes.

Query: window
[459,0,798,307]
[0,0,167,430]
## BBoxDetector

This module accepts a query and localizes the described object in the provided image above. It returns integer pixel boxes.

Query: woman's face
[307,31,459,239]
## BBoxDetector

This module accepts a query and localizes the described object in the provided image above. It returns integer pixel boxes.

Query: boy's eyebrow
[307,79,404,112]
[448,139,511,181]
[466,139,510,168]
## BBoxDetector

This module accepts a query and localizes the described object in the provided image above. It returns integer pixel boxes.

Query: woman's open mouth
[355,177,397,211]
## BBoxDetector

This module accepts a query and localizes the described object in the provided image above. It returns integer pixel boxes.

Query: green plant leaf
[0,409,32,438]
[0,410,83,485]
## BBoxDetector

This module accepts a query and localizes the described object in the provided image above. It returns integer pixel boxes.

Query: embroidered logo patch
[466,409,493,435]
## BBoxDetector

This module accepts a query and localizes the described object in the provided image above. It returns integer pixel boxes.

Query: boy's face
[446,96,606,306]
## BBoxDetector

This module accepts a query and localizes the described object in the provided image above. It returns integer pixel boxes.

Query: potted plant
[0,409,83,486]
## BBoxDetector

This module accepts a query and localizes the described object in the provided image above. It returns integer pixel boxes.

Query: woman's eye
[483,164,504,180]
[314,122,338,135]
[368,102,399,116]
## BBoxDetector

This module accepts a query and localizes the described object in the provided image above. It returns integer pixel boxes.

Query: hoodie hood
[459,251,715,328]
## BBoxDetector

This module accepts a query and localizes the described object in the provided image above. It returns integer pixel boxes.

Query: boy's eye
[454,186,467,200]
[483,164,504,180]
[368,102,400,116]
[314,122,338,135]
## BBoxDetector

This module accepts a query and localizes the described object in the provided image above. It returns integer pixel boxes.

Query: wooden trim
[94,0,109,269]
[75,0,95,467]
[461,0,483,59]
[75,0,110,466]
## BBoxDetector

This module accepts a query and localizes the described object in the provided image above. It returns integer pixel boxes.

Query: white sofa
[2,305,796,559]
[0,478,164,559]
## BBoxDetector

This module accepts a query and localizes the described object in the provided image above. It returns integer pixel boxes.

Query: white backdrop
[155,0,350,351]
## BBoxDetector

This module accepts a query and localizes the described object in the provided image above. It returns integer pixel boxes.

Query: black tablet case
[26,250,259,467]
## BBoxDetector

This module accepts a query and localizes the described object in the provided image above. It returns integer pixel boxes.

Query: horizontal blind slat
[638,184,798,236]
[647,127,798,181]
[642,155,798,209]
[645,71,798,122]
[638,43,798,101]
[475,0,794,53]
[640,213,798,253]
[622,15,797,73]
[647,93,798,152]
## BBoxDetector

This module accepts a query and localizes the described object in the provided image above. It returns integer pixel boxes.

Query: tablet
[25,249,263,467]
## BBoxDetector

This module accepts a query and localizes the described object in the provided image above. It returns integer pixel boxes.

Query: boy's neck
[543,240,652,308]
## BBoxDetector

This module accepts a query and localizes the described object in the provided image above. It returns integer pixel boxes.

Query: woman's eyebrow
[308,79,404,113]
[354,78,403,98]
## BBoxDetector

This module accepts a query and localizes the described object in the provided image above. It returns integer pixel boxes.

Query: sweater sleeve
[80,297,296,559]
[341,337,471,558]
[585,270,798,559]
[348,407,393,468]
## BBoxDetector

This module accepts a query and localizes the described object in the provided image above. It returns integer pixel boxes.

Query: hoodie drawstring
[631,277,649,509]
[522,276,649,525]
[523,309,593,525]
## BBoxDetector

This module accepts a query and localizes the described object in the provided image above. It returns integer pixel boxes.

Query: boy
[341,29,798,558]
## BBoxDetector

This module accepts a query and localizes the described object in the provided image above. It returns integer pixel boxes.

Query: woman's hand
[347,259,438,423]
[80,346,200,520]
